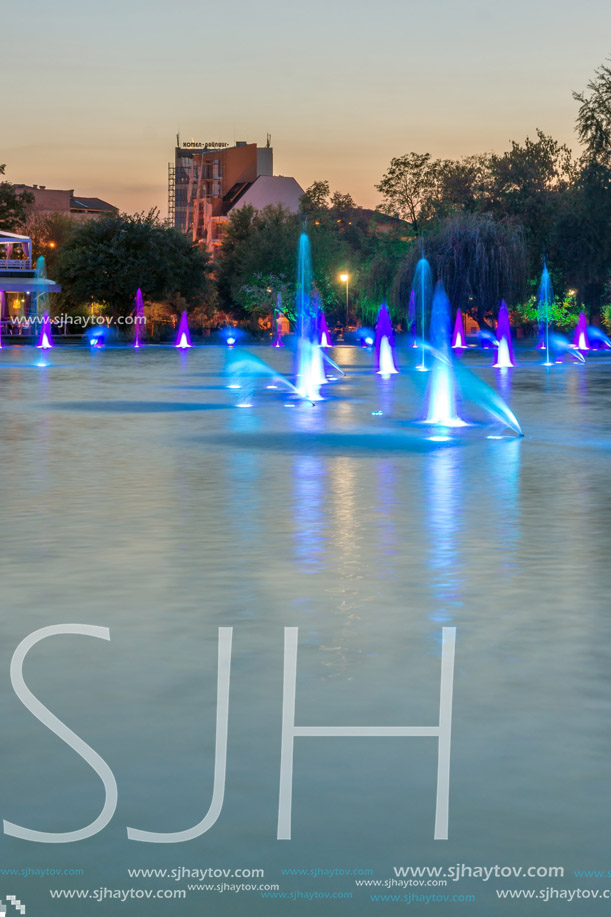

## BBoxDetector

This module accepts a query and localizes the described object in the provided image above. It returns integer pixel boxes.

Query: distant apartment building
[15,184,119,220]
[169,136,304,251]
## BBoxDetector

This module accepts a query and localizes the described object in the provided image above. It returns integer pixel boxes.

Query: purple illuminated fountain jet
[494,301,515,367]
[374,302,398,375]
[175,311,192,349]
[37,312,53,349]
[133,289,144,348]
[319,311,332,347]
[451,309,466,350]
[272,293,284,347]
[573,313,590,352]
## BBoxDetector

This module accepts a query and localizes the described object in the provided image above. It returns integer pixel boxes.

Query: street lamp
[340,272,349,329]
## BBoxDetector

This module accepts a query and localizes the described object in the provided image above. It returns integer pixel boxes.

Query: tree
[573,59,611,166]
[375,153,443,232]
[299,181,331,218]
[216,204,300,316]
[394,212,527,329]
[56,210,211,318]
[0,165,33,231]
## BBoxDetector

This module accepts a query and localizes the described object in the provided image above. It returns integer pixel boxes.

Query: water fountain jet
[537,265,554,365]
[451,309,466,350]
[493,301,515,368]
[573,313,589,352]
[412,255,433,370]
[37,312,53,349]
[424,284,467,427]
[133,289,144,348]
[374,302,398,376]
[175,311,192,349]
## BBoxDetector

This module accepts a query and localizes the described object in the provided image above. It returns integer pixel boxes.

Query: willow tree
[394,212,527,329]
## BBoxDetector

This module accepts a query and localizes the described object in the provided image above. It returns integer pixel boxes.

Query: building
[0,230,61,324]
[15,184,118,220]
[169,137,304,252]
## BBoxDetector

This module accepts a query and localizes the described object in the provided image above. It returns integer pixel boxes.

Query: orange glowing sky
[3,0,611,216]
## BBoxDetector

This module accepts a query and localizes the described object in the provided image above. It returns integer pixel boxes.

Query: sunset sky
[3,0,611,216]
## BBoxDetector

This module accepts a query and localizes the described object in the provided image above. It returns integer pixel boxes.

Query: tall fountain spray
[374,302,398,375]
[425,283,466,427]
[273,293,284,347]
[295,232,324,401]
[37,312,53,349]
[407,290,417,347]
[494,301,515,367]
[133,289,144,348]
[175,311,192,349]
[412,255,433,369]
[537,265,554,366]
[573,313,589,352]
[35,256,50,318]
[451,309,466,349]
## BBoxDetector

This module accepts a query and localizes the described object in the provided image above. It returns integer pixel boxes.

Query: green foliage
[240,273,295,323]
[56,210,211,317]
[394,212,526,329]
[513,293,581,332]
[0,165,33,230]
[573,59,611,166]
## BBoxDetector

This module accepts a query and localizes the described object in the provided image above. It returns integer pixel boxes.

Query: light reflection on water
[0,345,610,914]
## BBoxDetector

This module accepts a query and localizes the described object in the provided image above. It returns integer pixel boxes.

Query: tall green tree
[573,59,611,165]
[57,210,211,318]
[375,153,442,232]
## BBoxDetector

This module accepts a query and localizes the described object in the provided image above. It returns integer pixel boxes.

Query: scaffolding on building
[167,163,176,227]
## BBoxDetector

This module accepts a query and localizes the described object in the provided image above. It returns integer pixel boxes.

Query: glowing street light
[340,272,349,329]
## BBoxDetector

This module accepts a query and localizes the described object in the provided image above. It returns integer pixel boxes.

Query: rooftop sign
[181,141,230,149]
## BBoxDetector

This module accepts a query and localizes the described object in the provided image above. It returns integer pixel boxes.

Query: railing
[0,259,32,271]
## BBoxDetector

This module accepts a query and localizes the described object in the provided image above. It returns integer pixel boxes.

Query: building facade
[169,138,303,251]
[15,185,118,220]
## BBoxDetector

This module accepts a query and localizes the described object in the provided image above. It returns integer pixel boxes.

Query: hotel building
[169,137,303,252]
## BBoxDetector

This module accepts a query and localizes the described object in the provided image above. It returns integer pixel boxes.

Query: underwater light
[365,337,374,346]
[227,336,236,346]
[371,410,383,416]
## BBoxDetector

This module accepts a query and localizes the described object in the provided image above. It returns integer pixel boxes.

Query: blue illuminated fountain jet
[422,283,522,436]
[537,265,554,366]
[425,283,466,426]
[412,254,433,369]
[295,232,325,400]
[35,256,50,318]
